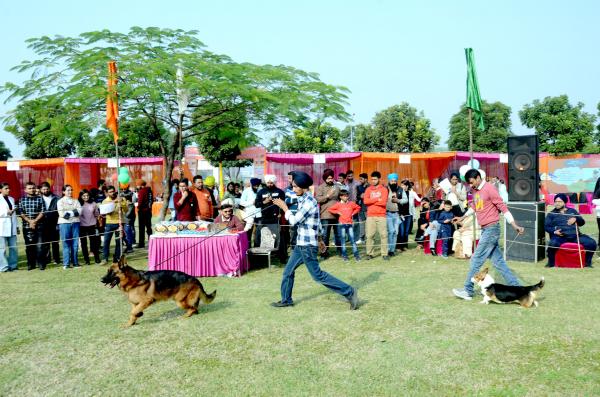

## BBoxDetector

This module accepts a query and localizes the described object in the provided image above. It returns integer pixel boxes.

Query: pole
[468,108,476,252]
[576,224,584,269]
[115,142,125,257]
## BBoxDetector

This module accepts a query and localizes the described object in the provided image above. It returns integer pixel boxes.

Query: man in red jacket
[173,179,199,222]
[363,171,389,260]
[136,179,153,248]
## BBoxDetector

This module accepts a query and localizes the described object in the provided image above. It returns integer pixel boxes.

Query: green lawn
[1,219,599,396]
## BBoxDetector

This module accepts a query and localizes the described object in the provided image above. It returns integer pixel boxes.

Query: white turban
[264,174,277,183]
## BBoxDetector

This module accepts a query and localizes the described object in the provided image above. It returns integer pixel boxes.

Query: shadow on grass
[293,271,384,306]
[142,300,234,324]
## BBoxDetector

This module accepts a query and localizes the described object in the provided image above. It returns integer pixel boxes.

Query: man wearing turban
[239,178,263,244]
[545,193,596,267]
[315,169,341,258]
[271,171,359,310]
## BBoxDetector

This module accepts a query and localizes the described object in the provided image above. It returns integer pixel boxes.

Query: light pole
[350,113,355,150]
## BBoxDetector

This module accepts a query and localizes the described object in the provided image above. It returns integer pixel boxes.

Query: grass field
[1,219,599,396]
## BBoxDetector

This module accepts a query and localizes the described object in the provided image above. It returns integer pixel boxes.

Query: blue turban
[293,171,313,189]
[554,193,569,204]
[387,173,399,181]
[250,178,262,186]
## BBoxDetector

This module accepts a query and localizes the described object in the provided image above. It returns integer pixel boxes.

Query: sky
[1,0,599,159]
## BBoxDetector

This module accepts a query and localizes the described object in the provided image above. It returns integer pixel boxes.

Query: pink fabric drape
[148,232,249,277]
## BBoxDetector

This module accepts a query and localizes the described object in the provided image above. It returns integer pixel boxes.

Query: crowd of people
[1,169,599,278]
[0,178,154,271]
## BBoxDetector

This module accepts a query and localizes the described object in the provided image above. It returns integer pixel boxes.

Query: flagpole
[468,89,476,254]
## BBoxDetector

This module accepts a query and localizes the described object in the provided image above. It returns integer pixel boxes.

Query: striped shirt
[284,192,320,247]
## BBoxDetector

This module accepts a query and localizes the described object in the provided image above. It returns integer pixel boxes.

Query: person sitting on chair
[214,203,245,232]
[545,193,596,268]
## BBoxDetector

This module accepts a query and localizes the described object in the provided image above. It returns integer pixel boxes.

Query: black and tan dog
[471,267,544,308]
[101,256,216,327]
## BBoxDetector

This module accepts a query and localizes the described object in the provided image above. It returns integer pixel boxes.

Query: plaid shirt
[18,195,45,230]
[285,192,319,247]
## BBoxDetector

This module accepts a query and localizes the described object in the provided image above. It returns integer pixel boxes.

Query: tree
[2,27,350,219]
[352,103,439,152]
[0,141,11,160]
[78,117,170,158]
[193,104,256,168]
[447,101,513,152]
[278,121,345,153]
[3,98,92,158]
[519,95,597,155]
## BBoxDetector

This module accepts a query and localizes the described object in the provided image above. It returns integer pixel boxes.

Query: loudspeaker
[503,202,546,262]
[508,135,539,202]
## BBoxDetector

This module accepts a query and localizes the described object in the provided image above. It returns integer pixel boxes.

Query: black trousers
[137,210,153,248]
[80,225,101,264]
[23,227,44,269]
[42,223,60,265]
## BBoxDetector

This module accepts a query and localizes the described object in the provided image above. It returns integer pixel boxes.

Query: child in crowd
[423,200,454,256]
[328,190,361,261]
[415,197,433,246]
[436,200,455,258]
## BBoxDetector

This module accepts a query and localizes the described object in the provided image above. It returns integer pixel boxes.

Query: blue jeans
[125,223,135,250]
[397,214,412,249]
[439,224,452,256]
[425,221,439,249]
[463,223,520,295]
[0,235,18,271]
[103,223,122,262]
[386,212,400,253]
[280,245,353,305]
[59,223,80,267]
[337,224,359,258]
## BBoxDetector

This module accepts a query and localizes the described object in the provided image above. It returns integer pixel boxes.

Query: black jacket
[255,186,284,223]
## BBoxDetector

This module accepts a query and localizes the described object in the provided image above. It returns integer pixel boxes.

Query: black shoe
[388,251,395,257]
[544,264,554,268]
[125,249,134,254]
[364,255,375,261]
[271,301,294,308]
[348,288,359,310]
[383,256,390,261]
[431,250,438,256]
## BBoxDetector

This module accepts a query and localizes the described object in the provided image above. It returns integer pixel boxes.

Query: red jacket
[328,201,361,224]
[173,190,199,221]
[363,184,388,217]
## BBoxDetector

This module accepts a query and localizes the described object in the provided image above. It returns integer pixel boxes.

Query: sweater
[57,197,82,224]
[315,183,340,220]
[363,184,388,217]
[464,180,514,228]
[328,201,361,224]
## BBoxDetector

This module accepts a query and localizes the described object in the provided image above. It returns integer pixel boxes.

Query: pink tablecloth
[148,232,249,277]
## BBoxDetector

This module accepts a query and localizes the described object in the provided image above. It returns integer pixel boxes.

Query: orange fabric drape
[106,61,119,143]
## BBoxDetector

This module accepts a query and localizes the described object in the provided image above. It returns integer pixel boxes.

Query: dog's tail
[194,279,216,305]
[529,277,545,292]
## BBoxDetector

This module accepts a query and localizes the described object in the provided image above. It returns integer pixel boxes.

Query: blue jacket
[436,210,454,234]
[545,207,584,238]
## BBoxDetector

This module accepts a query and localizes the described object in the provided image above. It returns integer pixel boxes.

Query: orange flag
[106,61,119,142]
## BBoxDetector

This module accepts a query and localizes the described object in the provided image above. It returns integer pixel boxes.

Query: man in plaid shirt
[18,181,46,270]
[272,171,359,310]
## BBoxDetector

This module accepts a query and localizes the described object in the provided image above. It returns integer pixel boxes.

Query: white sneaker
[452,288,473,301]
[355,239,363,244]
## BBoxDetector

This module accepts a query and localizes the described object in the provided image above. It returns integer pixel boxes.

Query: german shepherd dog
[101,256,216,327]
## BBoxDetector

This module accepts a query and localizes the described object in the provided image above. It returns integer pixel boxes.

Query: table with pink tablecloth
[148,232,249,277]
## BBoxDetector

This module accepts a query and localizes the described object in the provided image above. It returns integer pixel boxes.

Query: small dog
[101,256,216,327]
[471,267,544,308]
